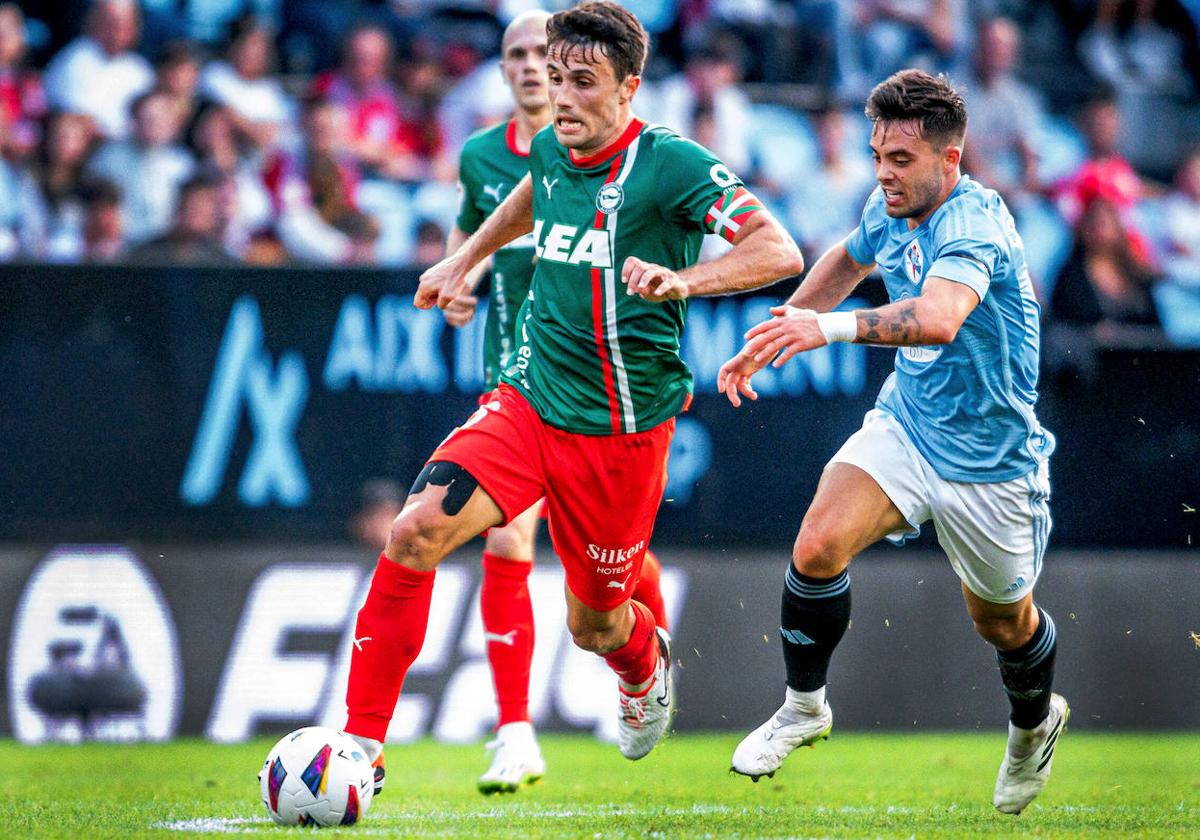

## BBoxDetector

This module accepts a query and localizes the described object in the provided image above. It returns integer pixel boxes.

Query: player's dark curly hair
[547,1,649,82]
[865,69,968,149]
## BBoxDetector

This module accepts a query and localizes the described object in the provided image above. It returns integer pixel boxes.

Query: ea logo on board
[7,547,182,743]
[903,240,925,284]
[595,183,624,214]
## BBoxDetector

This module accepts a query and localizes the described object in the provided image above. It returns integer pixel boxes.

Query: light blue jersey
[843,175,1054,483]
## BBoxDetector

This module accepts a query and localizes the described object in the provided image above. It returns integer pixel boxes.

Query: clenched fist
[621,256,690,302]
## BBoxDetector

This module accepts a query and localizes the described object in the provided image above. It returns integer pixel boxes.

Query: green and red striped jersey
[456,119,537,389]
[500,119,750,434]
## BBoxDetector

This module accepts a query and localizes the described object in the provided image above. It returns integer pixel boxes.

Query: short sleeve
[843,187,884,266]
[454,154,485,234]
[927,247,997,302]
[655,135,747,233]
[927,199,1007,302]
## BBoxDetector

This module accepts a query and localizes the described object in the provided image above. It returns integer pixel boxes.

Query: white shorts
[828,408,1051,604]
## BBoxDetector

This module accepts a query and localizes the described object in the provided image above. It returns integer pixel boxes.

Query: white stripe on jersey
[603,135,641,433]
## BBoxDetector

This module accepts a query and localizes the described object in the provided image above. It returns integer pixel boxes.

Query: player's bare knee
[569,627,612,654]
[972,614,1031,650]
[567,621,620,654]
[384,502,451,571]
[792,522,850,578]
[566,613,621,654]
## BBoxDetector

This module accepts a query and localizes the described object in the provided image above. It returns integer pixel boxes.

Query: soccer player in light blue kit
[717,69,1067,814]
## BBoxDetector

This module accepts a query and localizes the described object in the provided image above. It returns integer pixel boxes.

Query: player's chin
[516,88,545,109]
[884,197,929,220]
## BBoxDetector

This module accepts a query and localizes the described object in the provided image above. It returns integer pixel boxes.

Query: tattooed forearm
[855,301,924,345]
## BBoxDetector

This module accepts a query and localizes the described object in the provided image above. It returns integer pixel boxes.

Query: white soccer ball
[258,726,375,827]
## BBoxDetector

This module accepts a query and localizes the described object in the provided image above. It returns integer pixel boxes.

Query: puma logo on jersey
[483,182,505,203]
[484,629,518,646]
[532,219,612,267]
[606,574,633,591]
[542,176,559,198]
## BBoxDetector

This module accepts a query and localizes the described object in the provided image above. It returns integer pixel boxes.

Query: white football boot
[347,734,386,796]
[730,690,833,781]
[617,628,675,760]
[477,721,546,795]
[994,693,1070,814]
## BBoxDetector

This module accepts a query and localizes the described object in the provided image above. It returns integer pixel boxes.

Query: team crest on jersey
[903,241,925,283]
[595,183,624,215]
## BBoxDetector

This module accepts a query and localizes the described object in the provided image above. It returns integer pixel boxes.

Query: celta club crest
[595,183,624,215]
[903,240,924,284]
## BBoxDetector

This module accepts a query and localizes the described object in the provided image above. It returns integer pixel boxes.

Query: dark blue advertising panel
[1,265,1197,547]
[2,545,1197,741]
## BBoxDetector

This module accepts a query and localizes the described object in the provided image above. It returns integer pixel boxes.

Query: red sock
[481,552,535,726]
[345,554,435,741]
[632,549,668,631]
[603,600,659,691]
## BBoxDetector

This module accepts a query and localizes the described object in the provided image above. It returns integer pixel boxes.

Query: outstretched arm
[416,175,533,310]
[713,237,872,406]
[622,207,804,302]
[785,239,876,313]
[718,277,980,406]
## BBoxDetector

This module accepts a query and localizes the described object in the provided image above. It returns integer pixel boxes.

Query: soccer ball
[258,726,374,827]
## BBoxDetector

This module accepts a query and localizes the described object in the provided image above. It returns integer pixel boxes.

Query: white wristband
[816,311,858,344]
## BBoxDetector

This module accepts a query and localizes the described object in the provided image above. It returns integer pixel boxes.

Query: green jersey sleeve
[455,152,486,234]
[654,134,755,239]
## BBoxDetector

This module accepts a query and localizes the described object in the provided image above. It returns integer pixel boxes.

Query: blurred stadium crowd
[1,0,1199,348]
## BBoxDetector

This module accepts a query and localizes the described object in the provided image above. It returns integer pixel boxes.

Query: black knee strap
[410,461,479,517]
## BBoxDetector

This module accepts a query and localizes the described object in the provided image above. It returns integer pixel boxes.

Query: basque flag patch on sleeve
[704,187,764,243]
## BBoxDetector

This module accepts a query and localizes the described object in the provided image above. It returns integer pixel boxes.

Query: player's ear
[619,74,641,105]
[944,143,962,171]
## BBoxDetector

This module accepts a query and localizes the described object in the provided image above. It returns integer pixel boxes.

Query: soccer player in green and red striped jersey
[441,9,673,796]
[342,1,803,778]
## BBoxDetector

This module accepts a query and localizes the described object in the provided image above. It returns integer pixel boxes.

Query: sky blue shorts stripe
[1025,472,1041,576]
[1025,470,1051,579]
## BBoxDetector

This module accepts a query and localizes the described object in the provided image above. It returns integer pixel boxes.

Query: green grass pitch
[4,733,1197,838]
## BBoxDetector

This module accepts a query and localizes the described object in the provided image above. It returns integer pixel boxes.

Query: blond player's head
[500,10,551,114]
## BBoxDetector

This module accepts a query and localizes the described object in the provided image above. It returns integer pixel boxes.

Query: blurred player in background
[343,0,802,795]
[719,69,1065,815]
[441,9,670,796]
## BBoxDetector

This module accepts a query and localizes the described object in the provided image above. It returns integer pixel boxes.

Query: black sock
[996,606,1057,729]
[780,564,851,691]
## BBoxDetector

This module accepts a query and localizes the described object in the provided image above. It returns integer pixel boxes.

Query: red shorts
[434,385,673,611]
[479,389,548,524]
